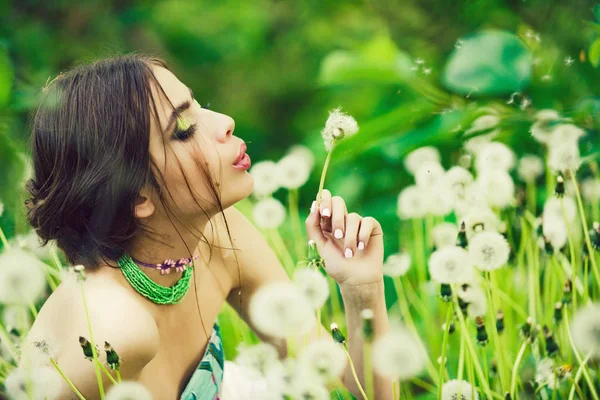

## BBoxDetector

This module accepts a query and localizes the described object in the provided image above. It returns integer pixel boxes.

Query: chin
[224,174,254,208]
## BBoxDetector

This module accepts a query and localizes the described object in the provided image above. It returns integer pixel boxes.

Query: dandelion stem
[509,341,528,399]
[412,219,427,285]
[328,278,344,325]
[563,307,598,400]
[568,351,593,400]
[437,305,452,400]
[0,226,11,250]
[458,331,465,381]
[342,344,369,400]
[287,188,306,261]
[560,197,577,293]
[316,149,334,205]
[569,169,600,289]
[451,289,494,399]
[28,302,38,319]
[116,369,121,383]
[363,341,375,400]
[267,228,296,275]
[99,363,118,385]
[50,357,87,400]
[80,283,105,399]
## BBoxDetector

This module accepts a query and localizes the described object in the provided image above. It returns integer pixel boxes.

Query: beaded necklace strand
[117,253,194,305]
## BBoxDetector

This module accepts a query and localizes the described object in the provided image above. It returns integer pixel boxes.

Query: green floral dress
[180,323,225,400]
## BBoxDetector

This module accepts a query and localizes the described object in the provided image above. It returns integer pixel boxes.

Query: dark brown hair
[24,53,238,277]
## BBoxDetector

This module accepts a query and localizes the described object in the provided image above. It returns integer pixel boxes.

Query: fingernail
[334,229,344,239]
[345,248,353,258]
[321,208,331,217]
[358,241,365,250]
[310,201,316,214]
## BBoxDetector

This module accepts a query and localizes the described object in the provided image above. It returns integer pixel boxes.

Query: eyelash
[173,122,197,141]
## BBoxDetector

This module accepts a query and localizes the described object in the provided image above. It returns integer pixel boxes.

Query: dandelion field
[2,1,600,399]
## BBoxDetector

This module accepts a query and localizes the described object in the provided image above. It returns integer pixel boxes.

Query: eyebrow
[165,87,195,133]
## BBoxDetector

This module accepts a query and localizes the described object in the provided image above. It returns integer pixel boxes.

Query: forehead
[149,65,189,131]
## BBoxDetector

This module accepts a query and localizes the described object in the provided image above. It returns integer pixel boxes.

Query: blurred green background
[1,0,600,349]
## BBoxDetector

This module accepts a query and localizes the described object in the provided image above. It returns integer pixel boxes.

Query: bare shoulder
[23,275,159,398]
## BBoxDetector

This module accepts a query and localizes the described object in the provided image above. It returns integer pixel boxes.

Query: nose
[216,116,235,143]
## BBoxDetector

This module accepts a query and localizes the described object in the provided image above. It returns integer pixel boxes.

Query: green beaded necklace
[117,253,194,305]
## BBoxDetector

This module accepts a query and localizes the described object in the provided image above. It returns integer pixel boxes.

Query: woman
[22,54,393,399]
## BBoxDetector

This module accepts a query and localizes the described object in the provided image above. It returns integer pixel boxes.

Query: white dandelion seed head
[581,178,600,202]
[548,142,581,173]
[219,361,273,399]
[535,358,561,390]
[453,184,488,218]
[530,109,561,144]
[5,365,63,400]
[276,153,311,190]
[12,230,57,261]
[476,170,515,209]
[252,197,286,230]
[415,161,446,189]
[289,377,330,400]
[372,325,427,381]
[2,305,31,334]
[235,342,281,378]
[475,142,516,173]
[0,247,47,306]
[423,182,455,217]
[298,338,347,383]
[459,284,488,318]
[468,231,510,271]
[404,146,441,175]
[383,252,411,277]
[543,196,577,224]
[249,160,281,198]
[570,302,600,359]
[542,216,568,251]
[105,381,153,400]
[292,268,329,310]
[428,246,474,284]
[550,124,586,145]
[464,132,498,155]
[265,358,302,396]
[446,166,474,200]
[249,282,316,339]
[287,144,315,172]
[466,115,500,135]
[518,155,545,182]
[21,331,60,367]
[460,207,501,238]
[441,379,480,400]
[397,185,428,220]
[432,223,459,249]
[321,107,359,151]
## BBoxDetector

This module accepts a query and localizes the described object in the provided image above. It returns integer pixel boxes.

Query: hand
[305,189,384,287]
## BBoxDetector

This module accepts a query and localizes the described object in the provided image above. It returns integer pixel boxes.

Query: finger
[343,213,361,258]
[331,196,347,241]
[357,216,383,250]
[305,200,326,249]
[319,189,333,233]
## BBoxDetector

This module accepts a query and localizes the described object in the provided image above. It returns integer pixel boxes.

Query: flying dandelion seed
[564,56,574,66]
[455,39,464,49]
[520,97,531,110]
[423,67,432,75]
[541,74,552,82]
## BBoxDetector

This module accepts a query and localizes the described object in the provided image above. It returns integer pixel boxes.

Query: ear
[134,188,156,219]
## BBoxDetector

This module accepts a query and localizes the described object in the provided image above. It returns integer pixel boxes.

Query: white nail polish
[321,208,331,217]
[345,248,353,258]
[310,201,316,214]
[334,229,344,239]
[358,241,365,250]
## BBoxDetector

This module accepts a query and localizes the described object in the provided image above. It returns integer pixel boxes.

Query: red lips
[233,142,247,165]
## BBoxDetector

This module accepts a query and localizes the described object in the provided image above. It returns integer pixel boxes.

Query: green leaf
[318,35,414,86]
[442,29,532,96]
[0,44,14,108]
[589,37,600,68]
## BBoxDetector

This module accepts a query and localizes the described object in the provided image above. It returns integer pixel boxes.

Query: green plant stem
[0,227,10,249]
[0,321,18,361]
[288,188,306,261]
[484,272,508,393]
[509,341,528,399]
[412,219,427,285]
[451,289,494,399]
[80,283,105,399]
[526,180,537,214]
[328,278,343,324]
[317,149,334,205]
[50,358,86,400]
[458,332,465,382]
[364,341,374,400]
[99,363,118,385]
[564,307,598,400]
[115,369,121,383]
[437,305,452,400]
[286,336,295,359]
[267,228,296,276]
[342,345,369,400]
[569,169,600,288]
[568,351,593,400]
